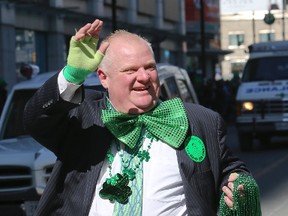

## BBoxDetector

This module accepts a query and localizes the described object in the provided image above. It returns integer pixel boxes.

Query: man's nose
[137,68,150,80]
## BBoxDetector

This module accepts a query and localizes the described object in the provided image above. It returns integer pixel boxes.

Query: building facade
[221,4,288,80]
[185,0,229,81]
[0,0,225,93]
[1,0,189,91]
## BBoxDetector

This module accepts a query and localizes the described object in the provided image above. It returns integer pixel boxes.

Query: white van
[236,41,288,151]
[0,64,198,215]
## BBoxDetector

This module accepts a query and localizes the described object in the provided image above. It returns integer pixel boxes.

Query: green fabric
[101,98,189,149]
[219,174,262,216]
[64,35,104,84]
[63,65,92,84]
[113,145,143,215]
[0,78,7,87]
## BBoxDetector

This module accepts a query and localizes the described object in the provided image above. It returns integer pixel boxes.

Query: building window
[259,30,275,42]
[17,0,49,6]
[228,32,245,47]
[16,29,36,70]
[16,29,47,75]
[231,61,245,77]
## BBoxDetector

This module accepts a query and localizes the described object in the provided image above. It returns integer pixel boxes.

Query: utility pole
[283,0,286,40]
[112,0,117,31]
[200,0,206,80]
[252,11,256,43]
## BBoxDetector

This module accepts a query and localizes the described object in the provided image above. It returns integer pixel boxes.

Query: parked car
[0,64,198,215]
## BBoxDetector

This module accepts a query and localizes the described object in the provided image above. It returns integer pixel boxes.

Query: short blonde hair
[102,29,151,46]
[99,30,153,71]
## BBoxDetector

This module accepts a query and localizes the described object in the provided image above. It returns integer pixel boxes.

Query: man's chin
[128,102,156,114]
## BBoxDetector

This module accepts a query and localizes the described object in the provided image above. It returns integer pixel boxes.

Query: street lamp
[282,0,286,40]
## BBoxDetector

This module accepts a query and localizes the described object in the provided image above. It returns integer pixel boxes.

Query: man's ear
[97,68,108,89]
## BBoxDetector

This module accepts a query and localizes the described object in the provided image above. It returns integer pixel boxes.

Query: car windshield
[1,85,105,140]
[1,89,35,139]
[242,56,288,82]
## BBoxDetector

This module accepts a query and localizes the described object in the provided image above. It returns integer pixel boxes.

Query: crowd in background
[190,73,241,124]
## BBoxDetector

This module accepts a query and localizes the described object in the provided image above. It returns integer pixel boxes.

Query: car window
[160,76,196,103]
[242,56,288,81]
[160,85,169,100]
[164,77,181,99]
[1,86,105,140]
[1,89,35,139]
[176,79,194,103]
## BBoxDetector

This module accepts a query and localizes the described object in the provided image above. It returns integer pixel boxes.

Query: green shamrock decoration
[99,173,132,204]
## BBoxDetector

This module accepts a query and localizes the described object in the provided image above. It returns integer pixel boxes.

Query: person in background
[23,19,261,216]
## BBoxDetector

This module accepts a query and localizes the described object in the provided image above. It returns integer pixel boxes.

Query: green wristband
[63,65,92,84]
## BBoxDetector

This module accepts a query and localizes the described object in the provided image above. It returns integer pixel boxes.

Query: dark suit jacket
[23,73,250,216]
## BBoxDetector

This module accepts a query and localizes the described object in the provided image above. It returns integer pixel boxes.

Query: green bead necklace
[219,174,261,216]
[99,130,157,204]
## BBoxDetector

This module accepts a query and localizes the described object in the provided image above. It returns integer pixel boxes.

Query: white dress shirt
[58,71,187,216]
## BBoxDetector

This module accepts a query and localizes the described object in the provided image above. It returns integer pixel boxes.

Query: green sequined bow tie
[101,98,189,149]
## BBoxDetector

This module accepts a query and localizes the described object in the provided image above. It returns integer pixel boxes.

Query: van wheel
[238,132,253,151]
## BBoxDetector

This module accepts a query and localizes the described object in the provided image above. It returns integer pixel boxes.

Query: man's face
[98,37,160,114]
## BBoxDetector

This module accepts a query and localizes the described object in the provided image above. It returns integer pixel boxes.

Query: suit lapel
[177,103,217,215]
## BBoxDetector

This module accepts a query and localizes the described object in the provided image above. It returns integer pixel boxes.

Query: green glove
[64,36,104,84]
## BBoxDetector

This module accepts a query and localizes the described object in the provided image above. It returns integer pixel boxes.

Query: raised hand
[74,19,103,41]
[64,19,108,84]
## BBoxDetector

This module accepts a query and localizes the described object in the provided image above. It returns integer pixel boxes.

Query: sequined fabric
[101,98,189,149]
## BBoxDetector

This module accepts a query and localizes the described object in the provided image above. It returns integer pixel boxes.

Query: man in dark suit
[23,19,261,216]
